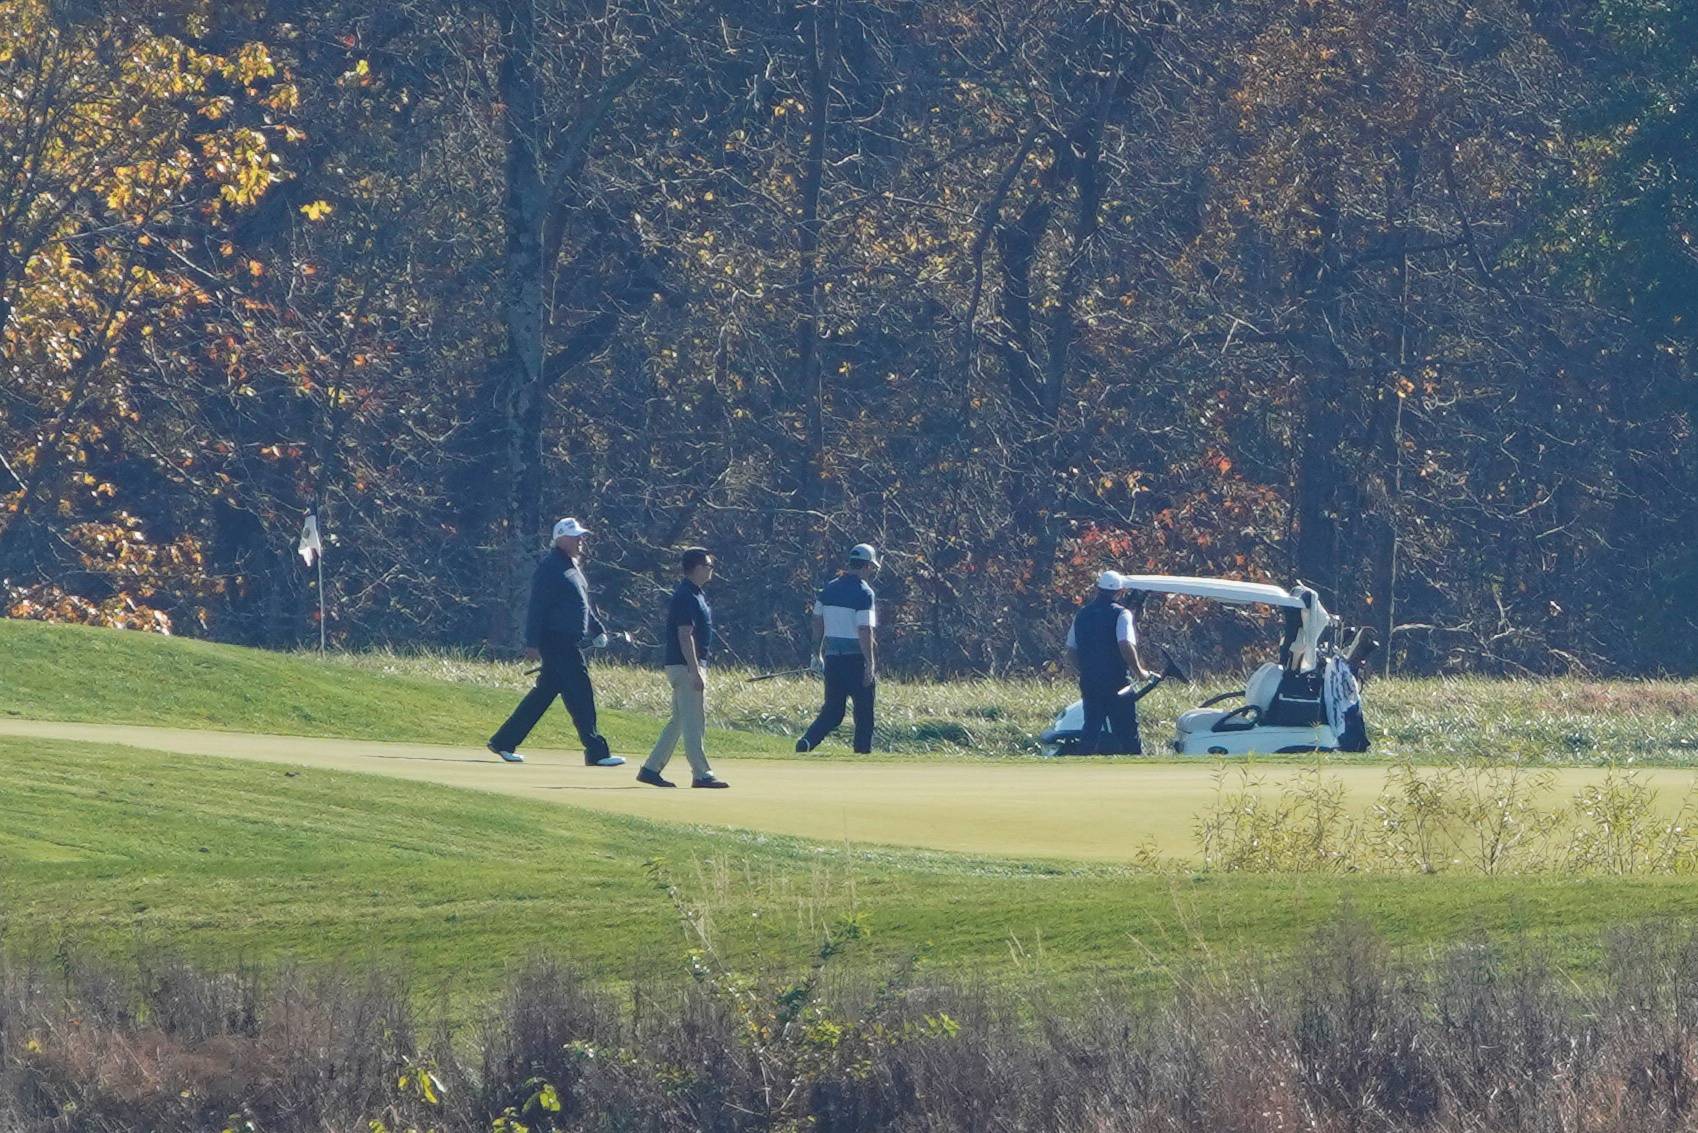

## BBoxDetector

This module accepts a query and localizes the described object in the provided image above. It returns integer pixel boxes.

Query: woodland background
[1,0,1693,675]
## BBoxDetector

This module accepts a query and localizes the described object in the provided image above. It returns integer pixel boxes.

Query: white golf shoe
[487,743,524,764]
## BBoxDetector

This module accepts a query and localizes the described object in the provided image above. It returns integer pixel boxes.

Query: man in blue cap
[487,517,625,767]
[795,542,881,754]
[1066,570,1153,755]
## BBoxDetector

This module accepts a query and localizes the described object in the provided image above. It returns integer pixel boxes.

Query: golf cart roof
[1119,575,1306,609]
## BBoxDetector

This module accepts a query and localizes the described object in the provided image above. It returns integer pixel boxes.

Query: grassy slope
[4,736,1692,998]
[7,619,1697,764]
[313,640,1698,765]
[0,620,792,756]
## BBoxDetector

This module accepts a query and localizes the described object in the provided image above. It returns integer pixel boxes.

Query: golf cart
[1039,575,1377,756]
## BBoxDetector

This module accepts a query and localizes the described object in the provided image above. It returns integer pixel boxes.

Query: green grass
[229,635,1698,766]
[5,735,1696,1000]
[4,619,1698,997]
[0,619,791,757]
[6,619,1696,764]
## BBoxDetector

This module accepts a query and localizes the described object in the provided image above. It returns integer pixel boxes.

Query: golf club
[745,667,819,683]
[1116,648,1189,702]
[523,631,636,674]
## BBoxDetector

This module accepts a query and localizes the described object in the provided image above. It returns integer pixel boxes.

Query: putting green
[5,719,1694,863]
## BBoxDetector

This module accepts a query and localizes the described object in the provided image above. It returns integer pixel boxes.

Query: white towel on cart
[1290,584,1331,672]
[1323,657,1360,736]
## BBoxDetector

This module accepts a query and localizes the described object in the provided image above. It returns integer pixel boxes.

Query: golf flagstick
[297,511,325,653]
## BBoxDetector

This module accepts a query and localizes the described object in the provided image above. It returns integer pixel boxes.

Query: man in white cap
[487,517,625,767]
[795,542,881,754]
[1066,570,1153,755]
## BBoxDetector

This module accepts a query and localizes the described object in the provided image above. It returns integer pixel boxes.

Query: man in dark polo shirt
[638,547,729,788]
[795,542,881,754]
[1066,570,1153,755]
[487,517,624,767]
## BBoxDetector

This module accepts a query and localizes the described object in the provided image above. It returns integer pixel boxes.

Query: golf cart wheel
[1207,746,1228,755]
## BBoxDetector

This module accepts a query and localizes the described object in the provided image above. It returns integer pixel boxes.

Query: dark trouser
[1079,681,1141,756]
[802,654,876,754]
[490,644,610,758]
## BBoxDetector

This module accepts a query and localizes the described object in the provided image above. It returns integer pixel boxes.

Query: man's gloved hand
[592,633,610,649]
[810,655,826,675]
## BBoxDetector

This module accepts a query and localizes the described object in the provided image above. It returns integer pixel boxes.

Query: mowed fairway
[5,718,1698,861]
[8,732,1698,1001]
[5,622,1698,995]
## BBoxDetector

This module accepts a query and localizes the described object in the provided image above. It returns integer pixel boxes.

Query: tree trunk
[795,0,837,521]
[994,187,1052,422]
[1290,189,1351,596]
[1368,143,1421,669]
[496,0,547,647]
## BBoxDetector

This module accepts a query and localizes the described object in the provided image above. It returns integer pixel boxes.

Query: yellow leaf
[300,200,334,221]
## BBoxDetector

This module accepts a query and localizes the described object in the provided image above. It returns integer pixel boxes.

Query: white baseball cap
[552,517,590,540]
[1096,569,1127,591]
[848,542,881,566]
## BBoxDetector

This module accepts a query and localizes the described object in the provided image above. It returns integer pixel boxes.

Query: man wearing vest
[1067,570,1153,755]
[795,542,881,754]
[637,547,730,789]
[487,517,625,767]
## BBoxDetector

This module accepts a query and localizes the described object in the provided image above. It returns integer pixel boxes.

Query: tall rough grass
[1194,758,1698,874]
[332,650,1698,763]
[13,918,1698,1130]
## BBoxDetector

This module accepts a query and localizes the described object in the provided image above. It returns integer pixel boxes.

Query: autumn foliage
[1,0,1692,673]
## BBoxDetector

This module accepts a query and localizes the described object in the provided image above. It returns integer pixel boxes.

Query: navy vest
[1073,597,1128,690]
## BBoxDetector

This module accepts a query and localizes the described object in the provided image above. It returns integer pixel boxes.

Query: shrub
[14,918,1698,1130]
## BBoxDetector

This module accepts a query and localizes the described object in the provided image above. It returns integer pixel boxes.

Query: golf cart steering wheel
[1211,703,1262,732]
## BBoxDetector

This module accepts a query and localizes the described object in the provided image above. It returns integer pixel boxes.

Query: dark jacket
[1072,595,1129,692]
[524,548,605,650]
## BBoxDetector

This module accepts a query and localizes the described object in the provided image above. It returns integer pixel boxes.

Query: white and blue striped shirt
[814,574,877,655]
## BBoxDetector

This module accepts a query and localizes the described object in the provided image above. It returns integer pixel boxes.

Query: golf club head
[1345,626,1379,665]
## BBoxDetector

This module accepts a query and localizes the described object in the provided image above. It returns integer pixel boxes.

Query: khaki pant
[645,665,711,778]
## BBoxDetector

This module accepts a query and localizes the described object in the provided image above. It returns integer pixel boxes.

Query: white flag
[298,513,322,566]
